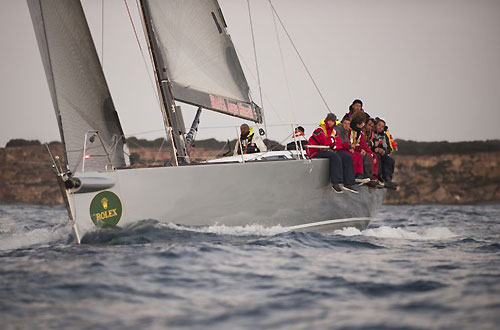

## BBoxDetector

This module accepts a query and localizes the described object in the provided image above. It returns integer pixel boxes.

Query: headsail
[143,0,263,123]
[27,0,127,172]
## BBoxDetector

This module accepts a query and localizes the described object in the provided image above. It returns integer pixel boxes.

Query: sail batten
[144,0,262,123]
[27,0,127,172]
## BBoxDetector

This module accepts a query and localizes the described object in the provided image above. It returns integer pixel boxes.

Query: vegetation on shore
[394,139,500,155]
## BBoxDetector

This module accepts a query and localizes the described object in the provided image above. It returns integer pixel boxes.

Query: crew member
[373,118,397,189]
[348,99,364,119]
[336,114,369,184]
[362,117,380,186]
[306,113,358,194]
[286,126,308,151]
[233,124,267,156]
[349,112,379,186]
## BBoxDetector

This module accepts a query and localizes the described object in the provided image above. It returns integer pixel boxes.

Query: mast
[138,0,188,166]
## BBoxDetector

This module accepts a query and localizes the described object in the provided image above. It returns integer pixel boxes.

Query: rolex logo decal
[90,191,122,227]
[101,197,108,210]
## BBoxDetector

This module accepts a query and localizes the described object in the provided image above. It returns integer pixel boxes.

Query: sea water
[0,204,499,330]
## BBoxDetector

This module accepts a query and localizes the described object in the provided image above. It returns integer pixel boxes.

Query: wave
[0,224,71,251]
[159,222,290,237]
[81,221,458,246]
[477,242,500,252]
[334,225,458,240]
[80,220,291,245]
[161,223,458,241]
[1,219,459,249]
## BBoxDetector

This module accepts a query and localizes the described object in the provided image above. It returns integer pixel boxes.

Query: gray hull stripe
[287,217,371,230]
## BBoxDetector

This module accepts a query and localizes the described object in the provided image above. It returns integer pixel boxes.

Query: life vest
[307,120,338,157]
[350,129,360,147]
[373,129,397,154]
[385,130,398,153]
[238,127,260,155]
[318,120,336,139]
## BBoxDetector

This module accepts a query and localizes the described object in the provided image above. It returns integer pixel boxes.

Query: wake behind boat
[28,0,385,243]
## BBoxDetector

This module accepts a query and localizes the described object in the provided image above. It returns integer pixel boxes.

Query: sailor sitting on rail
[233,124,267,156]
[373,118,398,190]
[306,113,358,194]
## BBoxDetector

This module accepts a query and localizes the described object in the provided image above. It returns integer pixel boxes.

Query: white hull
[68,158,385,241]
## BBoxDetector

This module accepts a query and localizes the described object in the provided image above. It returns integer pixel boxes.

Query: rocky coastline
[0,142,499,205]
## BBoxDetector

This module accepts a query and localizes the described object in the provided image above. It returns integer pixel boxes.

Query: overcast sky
[1,0,499,147]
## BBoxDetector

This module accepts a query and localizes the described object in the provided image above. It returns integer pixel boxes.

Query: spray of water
[334,225,458,240]
[162,222,457,241]
[159,222,289,236]
[0,225,71,251]
[0,221,458,251]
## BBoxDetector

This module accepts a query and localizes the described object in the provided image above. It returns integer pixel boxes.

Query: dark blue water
[1,204,499,329]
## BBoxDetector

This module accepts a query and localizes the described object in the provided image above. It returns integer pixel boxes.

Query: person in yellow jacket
[233,124,268,156]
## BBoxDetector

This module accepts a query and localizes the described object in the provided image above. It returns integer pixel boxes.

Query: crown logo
[101,197,108,210]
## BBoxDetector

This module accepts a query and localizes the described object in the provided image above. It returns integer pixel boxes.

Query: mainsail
[27,0,127,172]
[143,0,263,123]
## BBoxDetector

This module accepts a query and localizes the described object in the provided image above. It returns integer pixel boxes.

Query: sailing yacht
[27,0,385,243]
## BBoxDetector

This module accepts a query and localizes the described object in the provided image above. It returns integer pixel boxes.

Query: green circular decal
[89,191,122,227]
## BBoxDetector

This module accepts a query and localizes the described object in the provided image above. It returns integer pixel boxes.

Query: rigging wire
[246,0,268,140]
[270,2,296,126]
[267,0,332,113]
[126,122,318,133]
[123,0,162,109]
[233,46,285,124]
[152,136,167,165]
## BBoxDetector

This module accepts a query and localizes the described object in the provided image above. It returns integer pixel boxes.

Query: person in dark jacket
[348,99,363,118]
[306,113,357,194]
[373,118,397,190]
[362,117,380,185]
[286,126,308,151]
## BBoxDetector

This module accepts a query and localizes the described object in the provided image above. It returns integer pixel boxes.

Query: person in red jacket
[362,117,380,185]
[350,113,379,186]
[336,114,368,184]
[306,113,357,194]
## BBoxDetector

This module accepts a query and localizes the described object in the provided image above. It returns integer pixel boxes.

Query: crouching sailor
[233,124,267,156]
[306,113,358,194]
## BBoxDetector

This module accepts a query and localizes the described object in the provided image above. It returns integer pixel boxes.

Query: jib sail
[27,0,127,172]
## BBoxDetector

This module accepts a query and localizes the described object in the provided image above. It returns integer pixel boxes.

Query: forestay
[144,0,263,123]
[27,0,127,172]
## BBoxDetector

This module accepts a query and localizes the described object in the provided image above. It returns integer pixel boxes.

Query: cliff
[0,144,64,205]
[386,153,500,204]
[0,141,499,205]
